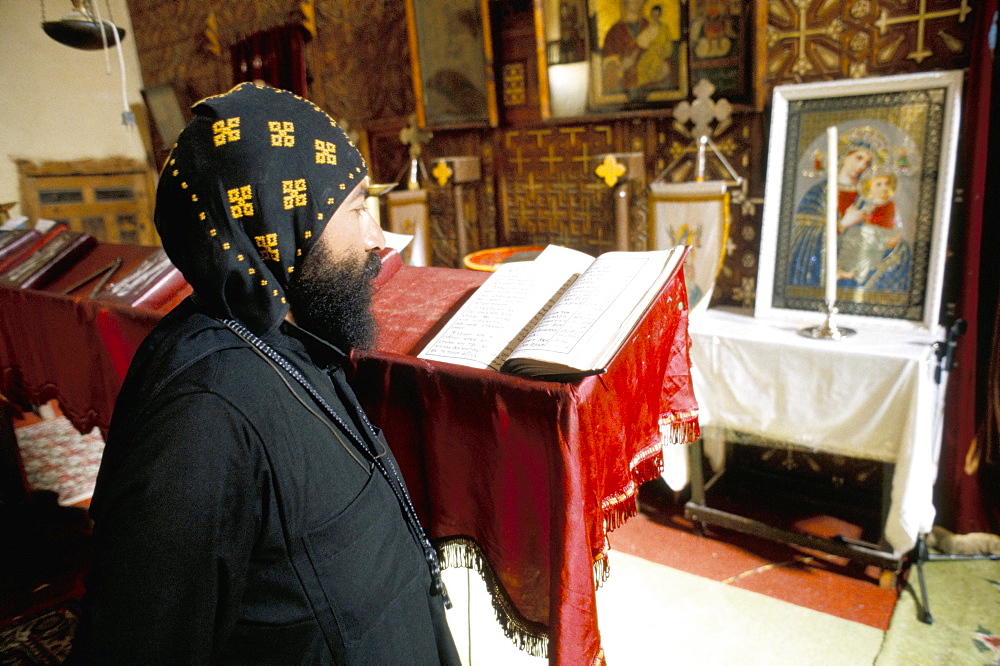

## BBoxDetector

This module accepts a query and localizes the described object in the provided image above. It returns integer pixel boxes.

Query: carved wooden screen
[499,125,629,256]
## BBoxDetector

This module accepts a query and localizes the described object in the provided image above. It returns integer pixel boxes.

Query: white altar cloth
[683,307,945,555]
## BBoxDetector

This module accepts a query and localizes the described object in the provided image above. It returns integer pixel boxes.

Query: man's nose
[364,212,386,251]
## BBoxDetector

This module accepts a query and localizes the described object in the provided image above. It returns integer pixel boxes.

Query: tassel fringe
[660,412,700,445]
[435,537,549,658]
[434,415,699,659]
[594,414,699,587]
[593,552,611,589]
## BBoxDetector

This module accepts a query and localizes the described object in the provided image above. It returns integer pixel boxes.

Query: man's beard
[286,249,381,350]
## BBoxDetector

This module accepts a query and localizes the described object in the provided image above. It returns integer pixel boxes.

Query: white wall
[0,0,147,213]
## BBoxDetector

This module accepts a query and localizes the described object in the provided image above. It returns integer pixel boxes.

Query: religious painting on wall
[532,0,591,117]
[587,0,689,110]
[405,0,499,129]
[755,71,963,333]
[535,0,763,117]
[687,0,761,107]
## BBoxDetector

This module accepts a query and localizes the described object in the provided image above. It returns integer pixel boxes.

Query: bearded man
[71,83,459,664]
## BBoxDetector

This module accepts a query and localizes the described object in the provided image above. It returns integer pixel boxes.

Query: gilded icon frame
[404,0,499,130]
[532,0,765,119]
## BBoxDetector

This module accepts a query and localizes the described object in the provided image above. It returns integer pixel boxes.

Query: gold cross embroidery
[254,233,280,262]
[228,185,254,218]
[269,121,295,147]
[213,117,241,146]
[282,179,308,209]
[315,139,337,165]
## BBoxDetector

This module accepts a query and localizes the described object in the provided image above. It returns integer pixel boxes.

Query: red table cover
[0,245,699,666]
[0,244,181,433]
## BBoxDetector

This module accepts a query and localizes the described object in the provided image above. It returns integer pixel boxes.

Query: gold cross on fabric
[255,233,280,261]
[269,121,295,147]
[228,185,254,218]
[315,140,337,165]
[282,179,307,209]
[213,118,241,146]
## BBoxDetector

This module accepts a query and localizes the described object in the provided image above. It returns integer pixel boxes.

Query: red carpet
[608,481,900,630]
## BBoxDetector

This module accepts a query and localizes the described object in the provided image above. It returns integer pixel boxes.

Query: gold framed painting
[588,0,689,111]
[404,0,499,129]
[533,0,764,118]
[755,71,964,333]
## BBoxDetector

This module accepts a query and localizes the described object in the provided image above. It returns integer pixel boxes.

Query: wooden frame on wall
[404,0,499,129]
[142,83,187,148]
[755,71,964,333]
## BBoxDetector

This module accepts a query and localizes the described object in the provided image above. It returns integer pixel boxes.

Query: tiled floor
[442,549,885,665]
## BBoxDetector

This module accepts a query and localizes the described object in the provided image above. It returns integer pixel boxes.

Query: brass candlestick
[799,300,856,340]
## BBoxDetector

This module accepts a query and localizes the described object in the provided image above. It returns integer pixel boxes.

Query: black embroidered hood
[154,82,368,335]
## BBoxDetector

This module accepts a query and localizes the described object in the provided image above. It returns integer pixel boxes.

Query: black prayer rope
[220,319,451,609]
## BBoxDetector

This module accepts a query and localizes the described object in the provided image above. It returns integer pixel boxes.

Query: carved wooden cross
[875,0,971,63]
[673,78,733,140]
[767,5,845,77]
[399,115,433,160]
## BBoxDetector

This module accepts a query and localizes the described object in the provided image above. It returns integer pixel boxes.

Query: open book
[417,244,688,380]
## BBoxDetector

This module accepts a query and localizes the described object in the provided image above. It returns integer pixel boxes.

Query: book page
[504,247,685,374]
[532,244,595,272]
[417,255,588,370]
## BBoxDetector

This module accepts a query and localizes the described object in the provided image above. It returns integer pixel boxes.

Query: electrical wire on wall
[40,0,138,151]
[90,0,135,129]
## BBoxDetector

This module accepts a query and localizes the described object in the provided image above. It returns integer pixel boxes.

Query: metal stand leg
[914,537,933,624]
[911,531,1000,626]
[688,438,707,536]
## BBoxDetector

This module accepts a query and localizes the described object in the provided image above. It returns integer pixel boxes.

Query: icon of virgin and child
[600,0,682,96]
[788,124,916,297]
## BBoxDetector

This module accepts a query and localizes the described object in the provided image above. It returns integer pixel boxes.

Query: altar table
[683,307,945,569]
[0,244,700,666]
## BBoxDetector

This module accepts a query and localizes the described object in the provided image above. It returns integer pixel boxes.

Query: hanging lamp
[42,0,126,50]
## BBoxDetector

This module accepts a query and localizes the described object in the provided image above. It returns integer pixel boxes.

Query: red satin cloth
[0,244,184,434]
[0,245,699,665]
[352,258,699,664]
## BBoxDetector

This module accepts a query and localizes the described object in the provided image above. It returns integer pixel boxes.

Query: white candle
[825,126,838,305]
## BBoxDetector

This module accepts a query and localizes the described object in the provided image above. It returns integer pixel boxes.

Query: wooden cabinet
[17,158,159,246]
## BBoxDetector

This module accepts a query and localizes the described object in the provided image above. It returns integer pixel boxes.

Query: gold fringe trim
[660,411,701,445]
[593,416,699,588]
[435,537,549,658]
[593,551,611,589]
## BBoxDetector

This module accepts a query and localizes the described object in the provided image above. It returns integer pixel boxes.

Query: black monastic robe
[73,300,458,664]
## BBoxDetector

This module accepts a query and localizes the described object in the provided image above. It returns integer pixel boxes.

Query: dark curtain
[978,4,1000,532]
[935,0,999,535]
[231,25,309,97]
